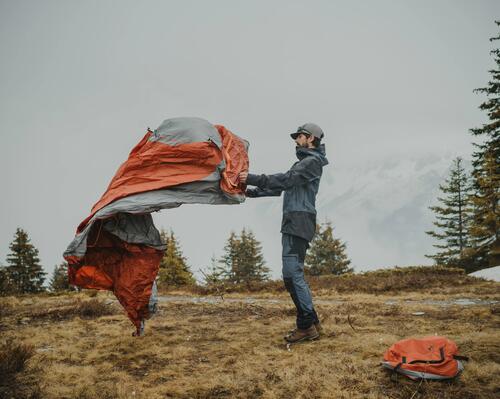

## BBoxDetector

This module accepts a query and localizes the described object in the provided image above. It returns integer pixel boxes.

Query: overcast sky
[1,1,498,281]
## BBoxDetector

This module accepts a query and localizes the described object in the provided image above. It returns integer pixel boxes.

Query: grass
[0,340,41,398]
[166,266,499,298]
[6,297,116,323]
[0,268,499,398]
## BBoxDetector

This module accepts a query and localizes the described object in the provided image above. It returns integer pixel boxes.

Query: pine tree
[218,228,270,284]
[50,262,70,291]
[218,231,240,282]
[0,264,15,296]
[468,20,500,267]
[470,20,500,166]
[5,228,46,293]
[238,229,270,283]
[158,230,195,287]
[467,150,500,267]
[200,256,225,285]
[305,222,353,276]
[425,157,475,270]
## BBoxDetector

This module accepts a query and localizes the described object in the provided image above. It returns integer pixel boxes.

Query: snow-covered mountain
[155,151,469,279]
[318,152,463,270]
[247,151,467,274]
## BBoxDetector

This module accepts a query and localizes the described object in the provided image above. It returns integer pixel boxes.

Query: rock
[37,346,54,353]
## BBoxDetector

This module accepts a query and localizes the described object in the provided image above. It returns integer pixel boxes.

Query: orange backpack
[382,336,468,380]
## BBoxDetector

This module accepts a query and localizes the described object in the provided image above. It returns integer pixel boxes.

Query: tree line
[0,223,352,295]
[426,21,499,272]
[153,223,352,288]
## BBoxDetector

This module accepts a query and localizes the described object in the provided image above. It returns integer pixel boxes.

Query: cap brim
[290,132,300,139]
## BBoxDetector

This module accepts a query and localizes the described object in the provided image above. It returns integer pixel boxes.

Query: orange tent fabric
[64,117,249,334]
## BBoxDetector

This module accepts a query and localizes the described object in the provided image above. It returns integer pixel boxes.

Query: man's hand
[239,172,248,184]
[245,188,258,198]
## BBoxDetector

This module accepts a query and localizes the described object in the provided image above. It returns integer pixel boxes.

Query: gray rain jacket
[246,144,329,242]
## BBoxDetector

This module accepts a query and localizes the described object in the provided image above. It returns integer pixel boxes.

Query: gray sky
[1,0,498,280]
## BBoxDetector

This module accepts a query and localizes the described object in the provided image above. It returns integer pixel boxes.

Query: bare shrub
[0,340,41,399]
[76,299,114,318]
[0,341,34,379]
[0,297,16,318]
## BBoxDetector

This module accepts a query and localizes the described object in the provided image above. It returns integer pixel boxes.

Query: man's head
[290,123,324,148]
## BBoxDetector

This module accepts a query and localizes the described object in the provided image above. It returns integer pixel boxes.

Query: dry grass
[6,296,117,324]
[75,298,116,318]
[307,266,493,295]
[0,271,499,398]
[169,266,499,299]
[0,340,41,398]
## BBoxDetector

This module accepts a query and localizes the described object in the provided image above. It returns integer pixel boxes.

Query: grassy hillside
[1,267,499,399]
[176,266,499,298]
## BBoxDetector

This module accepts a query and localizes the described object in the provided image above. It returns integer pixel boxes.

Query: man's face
[295,133,313,148]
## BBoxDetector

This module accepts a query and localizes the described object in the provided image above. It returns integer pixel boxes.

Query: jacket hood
[296,144,329,166]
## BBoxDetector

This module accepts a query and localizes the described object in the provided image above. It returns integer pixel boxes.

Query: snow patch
[469,266,500,282]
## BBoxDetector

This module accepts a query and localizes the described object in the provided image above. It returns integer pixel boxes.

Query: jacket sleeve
[246,187,283,198]
[247,157,321,191]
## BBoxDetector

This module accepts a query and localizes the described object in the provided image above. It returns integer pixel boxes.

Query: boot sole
[284,332,321,340]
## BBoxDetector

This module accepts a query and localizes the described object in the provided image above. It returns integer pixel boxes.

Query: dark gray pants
[282,233,319,329]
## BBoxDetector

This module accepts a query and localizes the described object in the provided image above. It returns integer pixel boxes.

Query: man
[239,123,329,343]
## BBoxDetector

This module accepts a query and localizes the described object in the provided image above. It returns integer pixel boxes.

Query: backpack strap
[390,362,403,382]
[453,355,469,361]
[408,347,446,364]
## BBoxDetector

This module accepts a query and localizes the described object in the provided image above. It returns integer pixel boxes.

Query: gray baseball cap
[290,123,325,140]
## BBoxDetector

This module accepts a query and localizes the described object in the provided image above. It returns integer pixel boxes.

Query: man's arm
[246,187,283,198]
[246,157,321,191]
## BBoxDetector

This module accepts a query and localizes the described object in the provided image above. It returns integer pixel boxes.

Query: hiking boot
[285,321,322,339]
[285,325,319,343]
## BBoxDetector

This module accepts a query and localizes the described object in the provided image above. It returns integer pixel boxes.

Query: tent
[64,117,249,334]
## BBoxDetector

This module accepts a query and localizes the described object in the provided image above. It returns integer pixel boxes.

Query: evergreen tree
[238,229,270,283]
[467,150,500,267]
[158,230,195,287]
[0,264,15,296]
[305,222,352,276]
[470,20,500,166]
[468,20,500,267]
[201,255,225,285]
[50,261,70,291]
[425,158,475,270]
[5,228,46,293]
[219,228,270,284]
[218,231,240,282]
